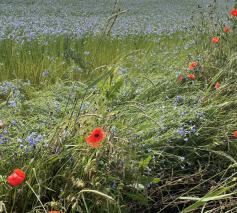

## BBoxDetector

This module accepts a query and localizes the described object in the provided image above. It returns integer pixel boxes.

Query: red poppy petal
[85,135,100,143]
[86,140,101,148]
[231,9,237,16]
[7,175,24,186]
[14,169,26,179]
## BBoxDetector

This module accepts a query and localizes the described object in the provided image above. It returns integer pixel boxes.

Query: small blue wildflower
[178,127,186,136]
[81,102,90,111]
[174,95,183,106]
[8,100,17,107]
[180,111,187,117]
[0,134,8,144]
[26,132,43,147]
[110,125,117,136]
[3,130,8,134]
[197,112,205,120]
[118,67,128,75]
[111,181,117,189]
[11,120,17,125]
[190,125,196,133]
[184,138,189,142]
[73,66,82,73]
[42,70,49,77]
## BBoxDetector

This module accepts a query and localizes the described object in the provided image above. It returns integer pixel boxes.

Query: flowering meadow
[1,0,237,212]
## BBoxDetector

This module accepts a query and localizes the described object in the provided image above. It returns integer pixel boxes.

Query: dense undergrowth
[1,5,237,213]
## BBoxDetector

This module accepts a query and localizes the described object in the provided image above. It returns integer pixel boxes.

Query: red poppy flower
[212,37,220,43]
[233,131,237,138]
[177,75,184,82]
[85,128,106,148]
[187,74,195,80]
[215,82,220,90]
[189,62,198,70]
[230,9,237,16]
[7,169,26,186]
[49,211,60,213]
[223,26,230,33]
[0,120,4,129]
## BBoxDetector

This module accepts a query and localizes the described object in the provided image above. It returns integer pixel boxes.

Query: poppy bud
[189,62,198,70]
[223,26,230,33]
[215,82,220,90]
[212,37,220,44]
[177,75,184,82]
[187,74,196,80]
[233,131,237,138]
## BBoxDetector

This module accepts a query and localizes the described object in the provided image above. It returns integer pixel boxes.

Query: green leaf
[139,155,152,170]
[152,178,161,184]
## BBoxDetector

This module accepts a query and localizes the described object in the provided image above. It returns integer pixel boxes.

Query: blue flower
[9,100,17,107]
[184,138,189,142]
[26,132,43,147]
[174,95,183,106]
[190,125,196,133]
[178,127,186,136]
[11,120,17,125]
[0,134,8,144]
[42,70,49,77]
[111,181,117,189]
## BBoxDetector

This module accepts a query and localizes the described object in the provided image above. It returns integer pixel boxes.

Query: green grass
[1,20,237,212]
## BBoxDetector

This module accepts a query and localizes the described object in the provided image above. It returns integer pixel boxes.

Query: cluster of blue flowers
[0,133,8,144]
[0,81,25,108]
[177,123,198,142]
[26,132,44,147]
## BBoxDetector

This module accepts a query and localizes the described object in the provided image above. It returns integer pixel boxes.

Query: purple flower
[9,100,17,107]
[42,70,49,77]
[178,127,186,136]
[0,134,8,144]
[11,120,17,125]
[26,132,43,147]
[191,125,196,133]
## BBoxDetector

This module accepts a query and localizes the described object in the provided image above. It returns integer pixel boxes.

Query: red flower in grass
[49,211,60,213]
[233,131,237,138]
[85,128,106,148]
[187,74,196,80]
[212,37,220,44]
[189,62,198,70]
[177,75,184,82]
[230,9,237,17]
[223,26,230,33]
[7,169,26,186]
[215,82,221,90]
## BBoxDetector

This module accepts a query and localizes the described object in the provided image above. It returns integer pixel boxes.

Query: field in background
[0,0,234,38]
